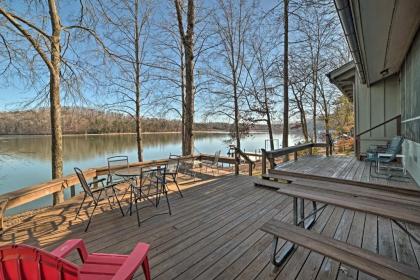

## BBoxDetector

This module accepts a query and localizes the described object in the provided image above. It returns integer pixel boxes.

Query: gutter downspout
[334,0,367,85]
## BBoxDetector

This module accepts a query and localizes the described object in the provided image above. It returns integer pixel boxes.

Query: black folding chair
[107,156,129,185]
[74,167,124,232]
[166,156,183,198]
[132,166,172,227]
[107,155,130,200]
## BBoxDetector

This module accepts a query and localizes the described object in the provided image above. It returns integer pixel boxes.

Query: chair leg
[142,256,151,280]
[173,175,183,198]
[164,184,172,215]
[134,191,141,227]
[75,193,87,220]
[85,200,98,232]
[111,186,125,217]
[84,190,103,232]
[155,180,160,207]
[104,187,114,210]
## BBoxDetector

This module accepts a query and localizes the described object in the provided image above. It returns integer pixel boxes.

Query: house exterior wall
[400,29,420,185]
[354,74,400,153]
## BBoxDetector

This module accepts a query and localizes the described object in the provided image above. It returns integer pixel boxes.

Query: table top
[114,166,161,177]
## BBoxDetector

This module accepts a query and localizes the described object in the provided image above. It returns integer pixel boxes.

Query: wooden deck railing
[0,154,228,233]
[261,142,331,174]
[234,147,256,176]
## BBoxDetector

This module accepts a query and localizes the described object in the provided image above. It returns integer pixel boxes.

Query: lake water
[0,132,302,215]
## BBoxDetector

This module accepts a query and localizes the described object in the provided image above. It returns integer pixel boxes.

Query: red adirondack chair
[0,239,150,280]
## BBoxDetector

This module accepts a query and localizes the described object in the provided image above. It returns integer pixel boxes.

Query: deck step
[261,173,292,183]
[261,219,420,280]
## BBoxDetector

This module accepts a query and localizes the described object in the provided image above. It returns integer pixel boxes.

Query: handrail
[355,114,401,158]
[234,147,255,176]
[261,142,330,174]
[356,114,401,137]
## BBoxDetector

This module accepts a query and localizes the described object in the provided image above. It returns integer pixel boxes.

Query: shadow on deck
[0,157,419,279]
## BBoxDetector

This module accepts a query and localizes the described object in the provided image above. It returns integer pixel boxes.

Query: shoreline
[0,130,286,137]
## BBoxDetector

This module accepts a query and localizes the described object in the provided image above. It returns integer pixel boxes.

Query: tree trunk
[175,0,195,156]
[134,0,143,162]
[233,74,240,150]
[230,62,240,152]
[299,107,309,142]
[267,111,274,150]
[282,0,289,157]
[312,57,319,143]
[180,43,186,155]
[312,80,317,143]
[49,0,64,205]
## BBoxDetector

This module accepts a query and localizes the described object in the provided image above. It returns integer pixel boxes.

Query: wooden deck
[1,156,419,279]
[275,155,419,190]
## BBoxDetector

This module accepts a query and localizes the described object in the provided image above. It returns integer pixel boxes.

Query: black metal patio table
[115,166,171,226]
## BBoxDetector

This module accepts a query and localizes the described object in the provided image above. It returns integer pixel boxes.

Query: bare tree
[0,1,106,204]
[289,54,311,142]
[243,19,280,150]
[296,1,345,141]
[206,0,255,151]
[282,0,289,151]
[94,0,153,162]
[174,0,195,156]
[151,1,213,155]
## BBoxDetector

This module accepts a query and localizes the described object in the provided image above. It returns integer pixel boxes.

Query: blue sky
[0,0,328,123]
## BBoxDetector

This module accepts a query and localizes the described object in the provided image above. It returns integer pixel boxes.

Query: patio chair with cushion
[365,136,404,178]
[0,239,150,280]
[74,167,124,232]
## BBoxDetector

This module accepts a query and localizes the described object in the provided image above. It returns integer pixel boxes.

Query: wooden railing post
[93,176,98,189]
[0,200,8,234]
[269,158,275,169]
[234,149,239,175]
[294,151,298,161]
[70,185,76,197]
[248,162,253,176]
[355,136,360,159]
[261,149,267,175]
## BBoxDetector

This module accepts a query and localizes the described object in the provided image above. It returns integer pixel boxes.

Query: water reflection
[0,133,232,161]
[0,132,301,215]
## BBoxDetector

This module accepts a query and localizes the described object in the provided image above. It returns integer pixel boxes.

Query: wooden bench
[261,172,420,206]
[255,178,420,225]
[266,169,420,196]
[261,219,420,280]
[255,175,420,277]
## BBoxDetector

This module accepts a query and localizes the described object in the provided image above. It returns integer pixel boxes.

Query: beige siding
[400,29,420,185]
[355,74,400,153]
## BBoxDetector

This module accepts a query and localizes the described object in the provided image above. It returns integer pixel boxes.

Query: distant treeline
[0,107,273,135]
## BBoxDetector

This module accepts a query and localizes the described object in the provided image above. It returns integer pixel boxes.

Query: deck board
[1,155,419,279]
